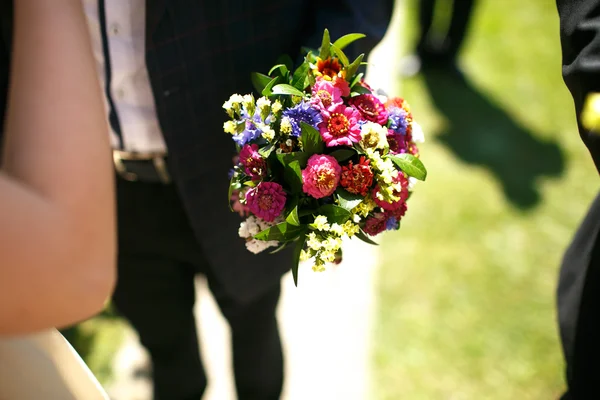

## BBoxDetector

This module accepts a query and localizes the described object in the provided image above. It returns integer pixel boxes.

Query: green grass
[373,0,599,399]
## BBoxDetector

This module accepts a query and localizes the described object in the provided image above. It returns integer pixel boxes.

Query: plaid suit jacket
[0,0,393,303]
[143,0,393,303]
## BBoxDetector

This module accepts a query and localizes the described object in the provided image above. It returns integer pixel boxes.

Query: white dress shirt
[83,0,167,154]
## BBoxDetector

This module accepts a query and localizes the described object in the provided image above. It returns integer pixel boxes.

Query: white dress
[0,329,109,400]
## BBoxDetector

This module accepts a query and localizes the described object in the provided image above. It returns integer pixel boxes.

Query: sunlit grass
[373,0,598,398]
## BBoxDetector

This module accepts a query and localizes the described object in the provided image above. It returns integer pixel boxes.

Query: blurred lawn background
[374,0,599,399]
[63,0,600,398]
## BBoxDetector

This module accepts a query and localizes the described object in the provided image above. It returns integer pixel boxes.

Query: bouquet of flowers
[224,30,427,284]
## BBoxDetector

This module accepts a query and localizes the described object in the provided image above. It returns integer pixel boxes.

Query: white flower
[360,122,389,150]
[239,215,263,239]
[246,239,279,254]
[411,122,425,143]
[330,223,345,236]
[256,96,271,110]
[408,177,418,190]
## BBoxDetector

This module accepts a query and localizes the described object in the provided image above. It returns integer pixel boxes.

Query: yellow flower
[320,250,336,263]
[323,237,342,252]
[306,232,322,251]
[342,221,360,237]
[271,100,283,114]
[352,196,376,217]
[223,120,237,134]
[280,118,293,136]
[299,249,312,262]
[261,126,276,141]
[312,264,326,272]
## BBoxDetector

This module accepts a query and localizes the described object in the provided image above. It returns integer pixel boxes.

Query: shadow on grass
[421,68,565,209]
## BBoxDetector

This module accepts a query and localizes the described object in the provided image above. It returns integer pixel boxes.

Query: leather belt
[113,150,171,184]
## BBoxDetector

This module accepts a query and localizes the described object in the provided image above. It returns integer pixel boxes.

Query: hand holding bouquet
[224,30,427,284]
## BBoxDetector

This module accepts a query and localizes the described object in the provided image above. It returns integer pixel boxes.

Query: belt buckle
[113,150,171,184]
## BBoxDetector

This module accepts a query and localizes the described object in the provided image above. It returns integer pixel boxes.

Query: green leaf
[276,152,310,168]
[272,84,305,97]
[268,64,288,77]
[269,242,289,254]
[355,230,379,245]
[228,176,236,211]
[262,76,282,97]
[388,154,428,181]
[350,85,371,96]
[277,54,294,73]
[291,236,306,286]
[300,122,324,155]
[291,62,311,90]
[345,53,364,80]
[243,180,257,187]
[351,72,364,88]
[251,72,272,95]
[332,33,366,51]
[259,143,276,158]
[319,29,331,59]
[255,222,305,242]
[330,44,349,66]
[316,204,352,224]
[336,188,363,211]
[286,205,301,226]
[283,160,303,193]
[329,148,356,162]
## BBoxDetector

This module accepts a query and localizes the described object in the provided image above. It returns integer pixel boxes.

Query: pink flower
[349,94,388,125]
[318,104,362,147]
[363,213,387,236]
[301,154,342,199]
[231,189,251,217]
[245,182,287,222]
[311,77,344,110]
[386,129,408,155]
[372,171,409,211]
[239,144,267,180]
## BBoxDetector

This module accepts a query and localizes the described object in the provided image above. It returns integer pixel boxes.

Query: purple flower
[232,111,273,146]
[282,101,322,137]
[388,107,409,135]
[385,216,399,231]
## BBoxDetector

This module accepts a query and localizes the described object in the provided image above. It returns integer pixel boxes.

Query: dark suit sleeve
[556,0,600,173]
[304,0,395,60]
[0,1,12,128]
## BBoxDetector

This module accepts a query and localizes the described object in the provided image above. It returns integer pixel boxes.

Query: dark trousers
[112,177,284,400]
[558,191,600,399]
[416,0,476,61]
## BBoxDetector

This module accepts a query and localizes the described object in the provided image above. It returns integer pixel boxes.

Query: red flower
[386,97,411,114]
[315,57,344,80]
[239,144,267,180]
[388,202,408,221]
[363,213,387,236]
[349,94,388,125]
[340,156,374,196]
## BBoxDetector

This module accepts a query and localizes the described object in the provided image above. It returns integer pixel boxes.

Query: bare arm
[0,0,116,334]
